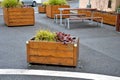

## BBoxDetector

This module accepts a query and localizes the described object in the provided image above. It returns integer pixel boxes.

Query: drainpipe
[79,0,80,8]
[86,0,91,8]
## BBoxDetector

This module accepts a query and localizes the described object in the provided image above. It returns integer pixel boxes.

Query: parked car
[21,0,41,7]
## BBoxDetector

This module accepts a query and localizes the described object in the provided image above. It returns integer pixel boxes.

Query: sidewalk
[0,11,120,80]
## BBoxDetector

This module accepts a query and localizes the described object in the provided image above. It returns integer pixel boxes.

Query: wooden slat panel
[3,8,35,26]
[78,10,91,17]
[3,8,9,25]
[9,13,34,16]
[29,41,74,51]
[8,22,34,27]
[38,6,46,13]
[116,14,120,31]
[8,7,34,12]
[9,19,34,22]
[29,48,73,58]
[9,16,34,19]
[29,56,74,66]
[26,38,79,66]
[78,10,117,25]
[46,5,70,18]
[73,38,79,66]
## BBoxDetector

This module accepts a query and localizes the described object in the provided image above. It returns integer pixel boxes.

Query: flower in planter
[56,32,76,44]
[34,30,76,44]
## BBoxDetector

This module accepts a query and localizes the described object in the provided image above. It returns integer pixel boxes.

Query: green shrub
[42,1,49,6]
[48,0,67,5]
[1,0,22,8]
[35,30,56,42]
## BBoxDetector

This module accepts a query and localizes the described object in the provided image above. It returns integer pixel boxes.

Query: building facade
[79,0,120,11]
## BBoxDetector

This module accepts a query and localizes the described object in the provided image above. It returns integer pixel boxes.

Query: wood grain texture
[26,38,79,66]
[78,10,117,26]
[3,7,35,27]
[46,5,70,18]
[38,6,46,13]
[116,14,120,31]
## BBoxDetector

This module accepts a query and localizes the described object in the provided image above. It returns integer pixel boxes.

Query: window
[108,0,112,8]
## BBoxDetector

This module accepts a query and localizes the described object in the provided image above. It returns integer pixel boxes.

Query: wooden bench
[54,14,86,23]
[64,17,103,29]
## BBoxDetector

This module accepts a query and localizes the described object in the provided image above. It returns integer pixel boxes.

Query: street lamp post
[86,0,91,8]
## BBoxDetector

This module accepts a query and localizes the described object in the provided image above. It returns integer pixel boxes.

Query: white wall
[79,0,120,11]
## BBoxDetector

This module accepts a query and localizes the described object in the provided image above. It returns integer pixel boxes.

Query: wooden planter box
[78,10,117,26]
[38,6,46,13]
[26,37,79,67]
[46,5,70,18]
[116,14,120,32]
[3,7,35,27]
[94,11,117,26]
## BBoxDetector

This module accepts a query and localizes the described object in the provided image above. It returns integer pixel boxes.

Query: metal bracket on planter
[26,41,29,44]
[74,43,77,47]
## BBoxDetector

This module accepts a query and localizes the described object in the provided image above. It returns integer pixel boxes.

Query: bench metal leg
[54,14,58,23]
[101,18,103,27]
[97,21,98,27]
[95,18,103,27]
[56,15,58,23]
[67,18,70,29]
[54,15,56,23]
[64,19,67,27]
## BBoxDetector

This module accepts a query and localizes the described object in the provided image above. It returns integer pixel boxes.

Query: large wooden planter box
[94,11,117,26]
[78,10,117,26]
[26,37,79,66]
[3,7,35,27]
[46,5,70,18]
[38,6,46,13]
[116,14,120,32]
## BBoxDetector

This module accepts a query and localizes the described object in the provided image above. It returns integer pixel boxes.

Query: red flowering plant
[56,32,76,44]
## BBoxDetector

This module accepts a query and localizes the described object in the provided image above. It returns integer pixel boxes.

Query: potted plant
[46,0,70,18]
[1,0,35,27]
[26,30,79,66]
[38,1,49,13]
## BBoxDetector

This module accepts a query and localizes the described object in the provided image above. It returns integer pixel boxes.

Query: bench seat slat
[68,17,102,20]
[65,17,103,29]
[54,14,86,23]
[55,14,86,16]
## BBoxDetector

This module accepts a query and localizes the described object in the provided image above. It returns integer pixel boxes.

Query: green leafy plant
[48,0,67,5]
[42,1,49,6]
[35,30,56,42]
[1,0,23,8]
